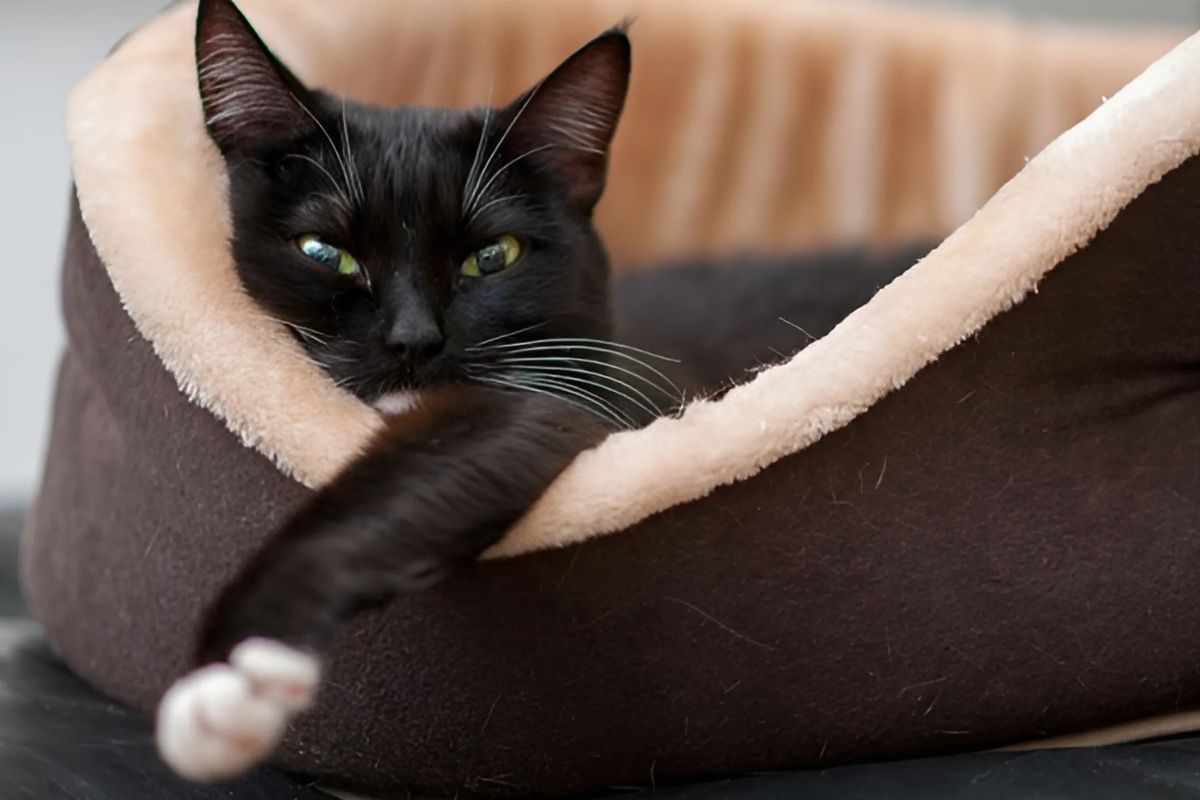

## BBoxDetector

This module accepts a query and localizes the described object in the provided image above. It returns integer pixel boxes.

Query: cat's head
[195,0,630,401]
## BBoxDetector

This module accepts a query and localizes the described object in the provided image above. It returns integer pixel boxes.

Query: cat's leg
[155,386,609,781]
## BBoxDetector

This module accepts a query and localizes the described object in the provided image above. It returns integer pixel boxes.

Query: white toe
[156,639,321,782]
[230,637,320,712]
[157,665,273,782]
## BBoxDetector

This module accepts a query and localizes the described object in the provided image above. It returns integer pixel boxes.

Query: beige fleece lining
[495,27,1200,556]
[66,2,383,487]
[1005,710,1200,752]
[66,0,1198,554]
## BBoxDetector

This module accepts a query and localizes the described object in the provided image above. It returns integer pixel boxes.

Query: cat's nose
[384,317,444,362]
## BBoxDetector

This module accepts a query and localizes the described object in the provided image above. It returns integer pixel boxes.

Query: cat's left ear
[195,0,317,154]
[503,27,632,213]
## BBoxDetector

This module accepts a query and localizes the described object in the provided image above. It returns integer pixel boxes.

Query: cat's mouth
[318,346,465,403]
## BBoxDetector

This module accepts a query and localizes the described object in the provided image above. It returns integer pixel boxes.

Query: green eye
[461,235,521,277]
[297,234,361,276]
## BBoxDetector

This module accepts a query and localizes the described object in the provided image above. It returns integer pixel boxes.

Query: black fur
[198,0,627,399]
[615,242,934,398]
[194,0,630,662]
[197,388,608,663]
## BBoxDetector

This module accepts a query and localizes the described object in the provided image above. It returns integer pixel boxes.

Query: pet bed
[21,0,1200,797]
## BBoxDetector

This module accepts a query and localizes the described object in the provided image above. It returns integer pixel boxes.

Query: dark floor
[0,507,24,617]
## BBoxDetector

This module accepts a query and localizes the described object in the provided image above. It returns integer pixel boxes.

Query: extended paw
[156,638,320,782]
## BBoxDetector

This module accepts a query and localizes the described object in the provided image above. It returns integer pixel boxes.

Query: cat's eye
[461,235,522,277]
[297,234,361,277]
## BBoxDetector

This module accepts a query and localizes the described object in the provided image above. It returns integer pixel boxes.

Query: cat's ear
[502,27,632,213]
[195,0,316,153]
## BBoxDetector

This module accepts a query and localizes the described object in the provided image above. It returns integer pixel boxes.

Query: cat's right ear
[499,27,632,213]
[195,0,316,154]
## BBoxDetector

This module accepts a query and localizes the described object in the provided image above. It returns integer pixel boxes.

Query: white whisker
[493,356,679,405]
[464,81,547,215]
[510,375,634,429]
[470,322,549,349]
[475,375,626,430]
[462,86,494,213]
[466,193,529,226]
[469,144,555,215]
[504,365,664,419]
[289,91,357,210]
[286,325,330,347]
[471,336,680,363]
[281,154,353,211]
[340,100,365,204]
[476,343,682,396]
[508,373,638,429]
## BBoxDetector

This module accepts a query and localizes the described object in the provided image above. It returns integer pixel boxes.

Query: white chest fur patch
[372,390,423,416]
[156,638,320,782]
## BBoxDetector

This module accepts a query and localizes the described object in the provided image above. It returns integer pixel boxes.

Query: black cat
[193,0,640,657]
[158,0,643,781]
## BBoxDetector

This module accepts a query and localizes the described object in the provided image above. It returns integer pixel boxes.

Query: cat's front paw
[156,638,320,782]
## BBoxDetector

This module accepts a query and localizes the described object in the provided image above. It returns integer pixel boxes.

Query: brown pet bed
[21,0,1200,797]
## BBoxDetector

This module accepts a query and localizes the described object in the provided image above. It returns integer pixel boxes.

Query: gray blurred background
[1,0,1197,503]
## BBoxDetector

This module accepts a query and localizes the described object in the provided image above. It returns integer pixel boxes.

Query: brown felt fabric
[25,195,306,692]
[25,149,1200,796]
